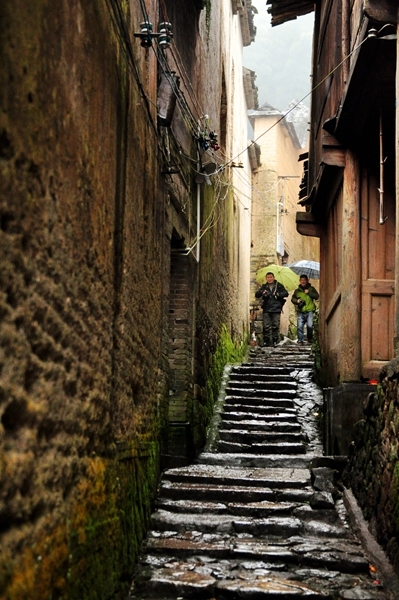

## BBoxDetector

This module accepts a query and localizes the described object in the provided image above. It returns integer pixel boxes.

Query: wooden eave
[296,210,322,238]
[266,0,315,26]
[311,163,344,222]
[333,34,396,147]
[364,0,398,23]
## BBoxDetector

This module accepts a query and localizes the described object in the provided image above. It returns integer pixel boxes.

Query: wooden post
[342,0,350,85]
[395,10,399,356]
[340,150,362,380]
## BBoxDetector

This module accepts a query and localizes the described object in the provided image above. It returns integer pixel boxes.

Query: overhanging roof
[266,0,314,27]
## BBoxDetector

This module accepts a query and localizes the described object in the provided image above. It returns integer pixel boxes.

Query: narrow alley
[3,1,399,598]
[129,344,392,599]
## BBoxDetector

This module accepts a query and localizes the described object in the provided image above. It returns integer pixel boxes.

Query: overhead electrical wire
[216,27,379,173]
[135,0,203,137]
[107,0,382,216]
[107,0,200,142]
[108,0,223,177]
[105,0,159,133]
[157,0,206,121]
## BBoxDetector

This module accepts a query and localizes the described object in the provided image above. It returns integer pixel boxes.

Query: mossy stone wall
[344,358,399,573]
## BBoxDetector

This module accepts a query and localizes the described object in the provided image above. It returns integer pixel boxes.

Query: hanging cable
[135,0,201,137]
[105,0,157,133]
[217,28,377,173]
[157,0,205,120]
[106,0,186,172]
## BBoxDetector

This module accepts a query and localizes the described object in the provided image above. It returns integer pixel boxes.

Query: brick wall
[167,253,195,460]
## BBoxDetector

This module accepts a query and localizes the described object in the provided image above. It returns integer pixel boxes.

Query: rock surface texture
[129,344,391,599]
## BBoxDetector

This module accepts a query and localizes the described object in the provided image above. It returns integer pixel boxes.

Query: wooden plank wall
[309,0,345,189]
[361,167,395,372]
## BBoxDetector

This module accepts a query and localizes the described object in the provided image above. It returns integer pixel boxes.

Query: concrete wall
[0,0,253,597]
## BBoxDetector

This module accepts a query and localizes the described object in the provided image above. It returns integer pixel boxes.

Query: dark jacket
[255,281,288,313]
[291,282,319,313]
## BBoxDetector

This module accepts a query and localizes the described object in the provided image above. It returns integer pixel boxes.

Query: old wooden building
[269,0,398,384]
[268,0,399,574]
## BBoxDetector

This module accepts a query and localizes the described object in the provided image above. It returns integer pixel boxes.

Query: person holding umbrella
[255,272,288,347]
[291,274,319,345]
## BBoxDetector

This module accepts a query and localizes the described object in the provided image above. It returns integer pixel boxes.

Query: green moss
[2,440,160,600]
[193,323,247,451]
[204,0,211,41]
[67,442,159,599]
[311,310,322,378]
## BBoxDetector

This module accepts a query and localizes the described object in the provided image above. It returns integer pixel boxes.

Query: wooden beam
[340,150,362,381]
[321,149,346,168]
[325,288,341,324]
[364,0,398,23]
[295,211,322,238]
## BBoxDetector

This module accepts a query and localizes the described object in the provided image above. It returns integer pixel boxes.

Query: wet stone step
[150,510,304,536]
[218,430,304,443]
[143,533,370,574]
[224,395,295,407]
[150,510,353,540]
[217,440,307,454]
[130,347,392,599]
[197,453,318,470]
[232,365,294,376]
[229,372,296,383]
[155,498,307,517]
[223,403,296,414]
[265,360,314,369]
[225,388,297,399]
[220,419,301,432]
[161,465,311,487]
[221,410,298,421]
[155,498,339,521]
[159,481,315,504]
[131,557,384,600]
[133,571,332,600]
[226,380,298,391]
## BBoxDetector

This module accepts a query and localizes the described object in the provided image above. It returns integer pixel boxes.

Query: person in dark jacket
[255,272,288,347]
[291,274,319,345]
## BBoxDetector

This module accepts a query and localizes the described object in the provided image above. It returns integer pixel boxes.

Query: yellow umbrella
[256,264,298,292]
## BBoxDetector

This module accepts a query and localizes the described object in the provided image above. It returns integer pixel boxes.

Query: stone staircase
[129,343,390,599]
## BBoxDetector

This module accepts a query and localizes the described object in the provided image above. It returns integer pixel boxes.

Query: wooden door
[361,170,395,378]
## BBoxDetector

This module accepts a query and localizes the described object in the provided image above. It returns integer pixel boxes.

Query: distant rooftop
[247,102,281,117]
[248,99,310,149]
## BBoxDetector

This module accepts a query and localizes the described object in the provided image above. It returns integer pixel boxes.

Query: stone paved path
[129,343,391,599]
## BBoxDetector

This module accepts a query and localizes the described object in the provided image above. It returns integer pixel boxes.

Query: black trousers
[262,311,281,345]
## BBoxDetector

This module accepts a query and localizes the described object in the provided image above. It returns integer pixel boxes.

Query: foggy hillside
[244,3,314,112]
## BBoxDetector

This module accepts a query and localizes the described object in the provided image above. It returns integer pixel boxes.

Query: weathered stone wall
[0,0,164,596]
[344,359,399,574]
[0,0,253,597]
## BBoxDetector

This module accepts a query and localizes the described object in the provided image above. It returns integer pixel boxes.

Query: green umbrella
[256,264,298,292]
